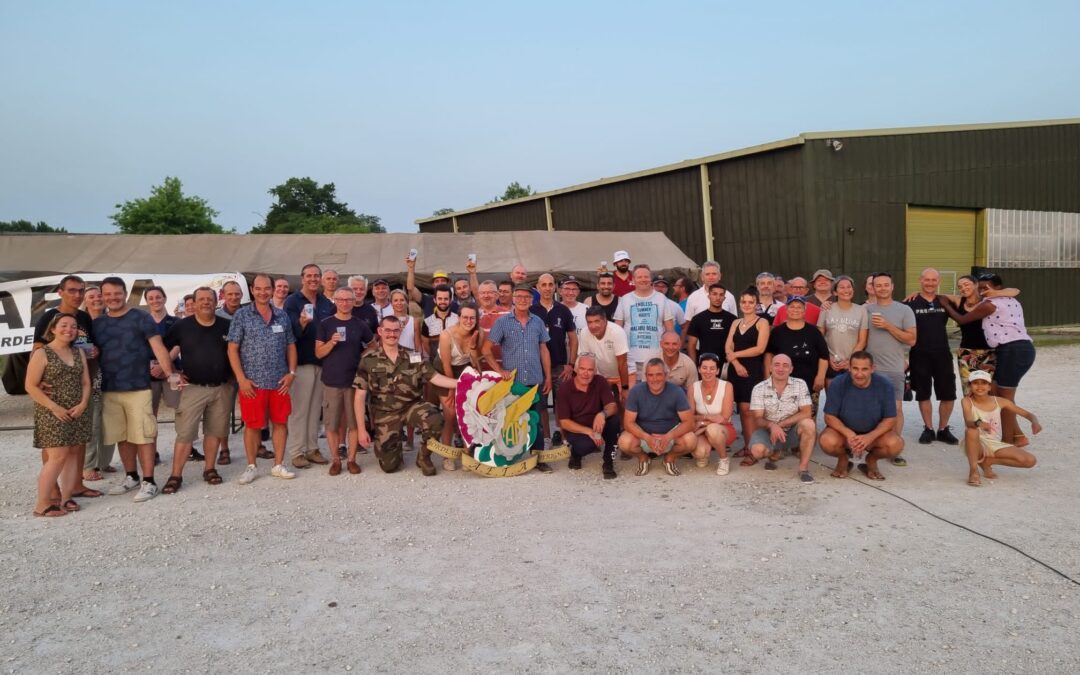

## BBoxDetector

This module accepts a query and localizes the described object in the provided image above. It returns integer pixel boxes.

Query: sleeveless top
[448,331,473,367]
[956,301,990,350]
[691,379,728,416]
[970,397,1003,442]
[396,315,416,350]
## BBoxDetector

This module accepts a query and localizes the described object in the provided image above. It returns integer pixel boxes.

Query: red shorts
[239,388,291,429]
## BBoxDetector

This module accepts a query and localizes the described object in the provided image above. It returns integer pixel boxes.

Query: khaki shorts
[102,390,157,445]
[322,385,357,430]
[174,384,231,443]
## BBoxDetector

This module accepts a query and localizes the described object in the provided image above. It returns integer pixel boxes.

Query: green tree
[111,177,226,234]
[0,219,67,233]
[252,177,385,234]
[489,181,535,204]
[432,208,455,216]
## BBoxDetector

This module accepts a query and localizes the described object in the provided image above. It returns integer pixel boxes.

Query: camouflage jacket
[353,344,437,414]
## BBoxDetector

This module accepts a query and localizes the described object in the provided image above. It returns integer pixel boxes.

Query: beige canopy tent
[0,231,698,289]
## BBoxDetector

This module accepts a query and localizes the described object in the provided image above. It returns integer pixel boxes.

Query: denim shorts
[992,340,1035,389]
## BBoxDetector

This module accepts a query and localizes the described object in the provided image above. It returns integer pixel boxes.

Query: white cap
[968,370,992,383]
[613,250,630,262]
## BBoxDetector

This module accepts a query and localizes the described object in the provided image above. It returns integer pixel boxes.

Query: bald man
[904,268,959,445]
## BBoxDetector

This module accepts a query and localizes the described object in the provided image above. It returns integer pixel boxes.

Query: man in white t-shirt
[579,306,631,398]
[684,261,737,322]
[614,264,674,381]
[559,276,588,338]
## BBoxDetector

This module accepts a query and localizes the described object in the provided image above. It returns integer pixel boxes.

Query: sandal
[82,470,104,482]
[217,449,231,466]
[740,456,757,467]
[162,476,183,494]
[202,468,223,485]
[857,463,886,481]
[33,504,67,518]
[104,465,117,473]
[71,488,103,498]
[62,499,80,512]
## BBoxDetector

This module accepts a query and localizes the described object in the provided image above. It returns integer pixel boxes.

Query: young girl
[962,370,1041,486]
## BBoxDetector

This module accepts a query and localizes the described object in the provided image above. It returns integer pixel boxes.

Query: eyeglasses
[459,315,477,321]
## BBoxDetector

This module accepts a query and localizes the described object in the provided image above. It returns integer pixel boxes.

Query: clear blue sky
[2,1,1078,234]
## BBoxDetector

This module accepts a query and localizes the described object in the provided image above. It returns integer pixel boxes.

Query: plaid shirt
[486,312,550,386]
[749,376,811,424]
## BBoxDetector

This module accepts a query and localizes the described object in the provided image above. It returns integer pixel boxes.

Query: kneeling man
[748,353,818,483]
[617,358,696,476]
[556,353,619,479]
[819,350,904,480]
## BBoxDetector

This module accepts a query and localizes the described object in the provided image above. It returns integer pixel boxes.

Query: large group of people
[24,251,1043,517]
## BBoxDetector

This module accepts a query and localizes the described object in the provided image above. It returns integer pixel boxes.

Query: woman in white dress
[689,353,736,475]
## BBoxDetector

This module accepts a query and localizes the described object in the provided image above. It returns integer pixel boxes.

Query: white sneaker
[132,480,158,502]
[442,458,457,471]
[271,464,295,480]
[716,457,731,476]
[239,464,258,485]
[107,475,140,495]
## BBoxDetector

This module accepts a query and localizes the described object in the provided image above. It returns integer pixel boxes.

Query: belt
[187,382,226,388]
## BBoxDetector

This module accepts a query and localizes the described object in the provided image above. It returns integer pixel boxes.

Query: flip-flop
[61,499,80,512]
[967,475,982,487]
[72,488,103,498]
[740,456,757,467]
[857,463,885,481]
[33,505,67,518]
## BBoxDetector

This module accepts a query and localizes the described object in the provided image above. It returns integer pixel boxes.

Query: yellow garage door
[905,207,978,296]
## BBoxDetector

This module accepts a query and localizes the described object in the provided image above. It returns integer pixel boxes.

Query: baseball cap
[786,295,807,305]
[432,270,450,280]
[812,269,835,282]
[652,275,668,286]
[968,370,992,383]
[560,275,580,288]
[372,278,389,287]
[512,283,533,294]
[613,250,631,262]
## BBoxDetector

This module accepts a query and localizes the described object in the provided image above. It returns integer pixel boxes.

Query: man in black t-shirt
[532,273,578,444]
[584,273,619,321]
[686,283,738,364]
[765,296,829,417]
[904,268,959,445]
[162,286,233,491]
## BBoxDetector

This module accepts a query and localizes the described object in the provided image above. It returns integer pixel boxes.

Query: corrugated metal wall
[419,218,454,233]
[456,199,547,232]
[804,123,1080,321]
[708,147,805,293]
[549,168,706,262]
[980,268,1080,327]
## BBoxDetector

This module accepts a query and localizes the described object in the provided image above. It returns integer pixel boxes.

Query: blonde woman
[435,305,483,469]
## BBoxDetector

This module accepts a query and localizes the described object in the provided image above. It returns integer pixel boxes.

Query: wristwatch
[288,371,296,376]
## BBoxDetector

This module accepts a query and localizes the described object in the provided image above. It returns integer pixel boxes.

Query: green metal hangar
[417,118,1080,326]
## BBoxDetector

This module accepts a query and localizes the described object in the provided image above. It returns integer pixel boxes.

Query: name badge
[409,352,421,364]
[272,324,284,333]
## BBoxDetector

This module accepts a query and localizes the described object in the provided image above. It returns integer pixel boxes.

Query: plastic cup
[336,326,347,342]
[303,303,314,319]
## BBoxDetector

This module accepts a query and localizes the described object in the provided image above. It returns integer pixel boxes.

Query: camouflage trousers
[371,402,444,473]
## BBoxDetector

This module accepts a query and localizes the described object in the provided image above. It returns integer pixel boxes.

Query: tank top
[971,397,1003,442]
[397,315,416,350]
[448,331,473,367]
[692,379,728,416]
[957,301,991,350]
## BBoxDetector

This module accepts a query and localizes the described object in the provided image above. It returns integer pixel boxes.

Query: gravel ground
[1,346,1078,673]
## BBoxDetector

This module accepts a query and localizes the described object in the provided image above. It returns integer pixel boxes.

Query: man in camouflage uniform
[353,315,460,475]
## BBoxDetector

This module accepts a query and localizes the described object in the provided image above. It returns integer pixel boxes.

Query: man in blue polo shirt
[819,350,905,480]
